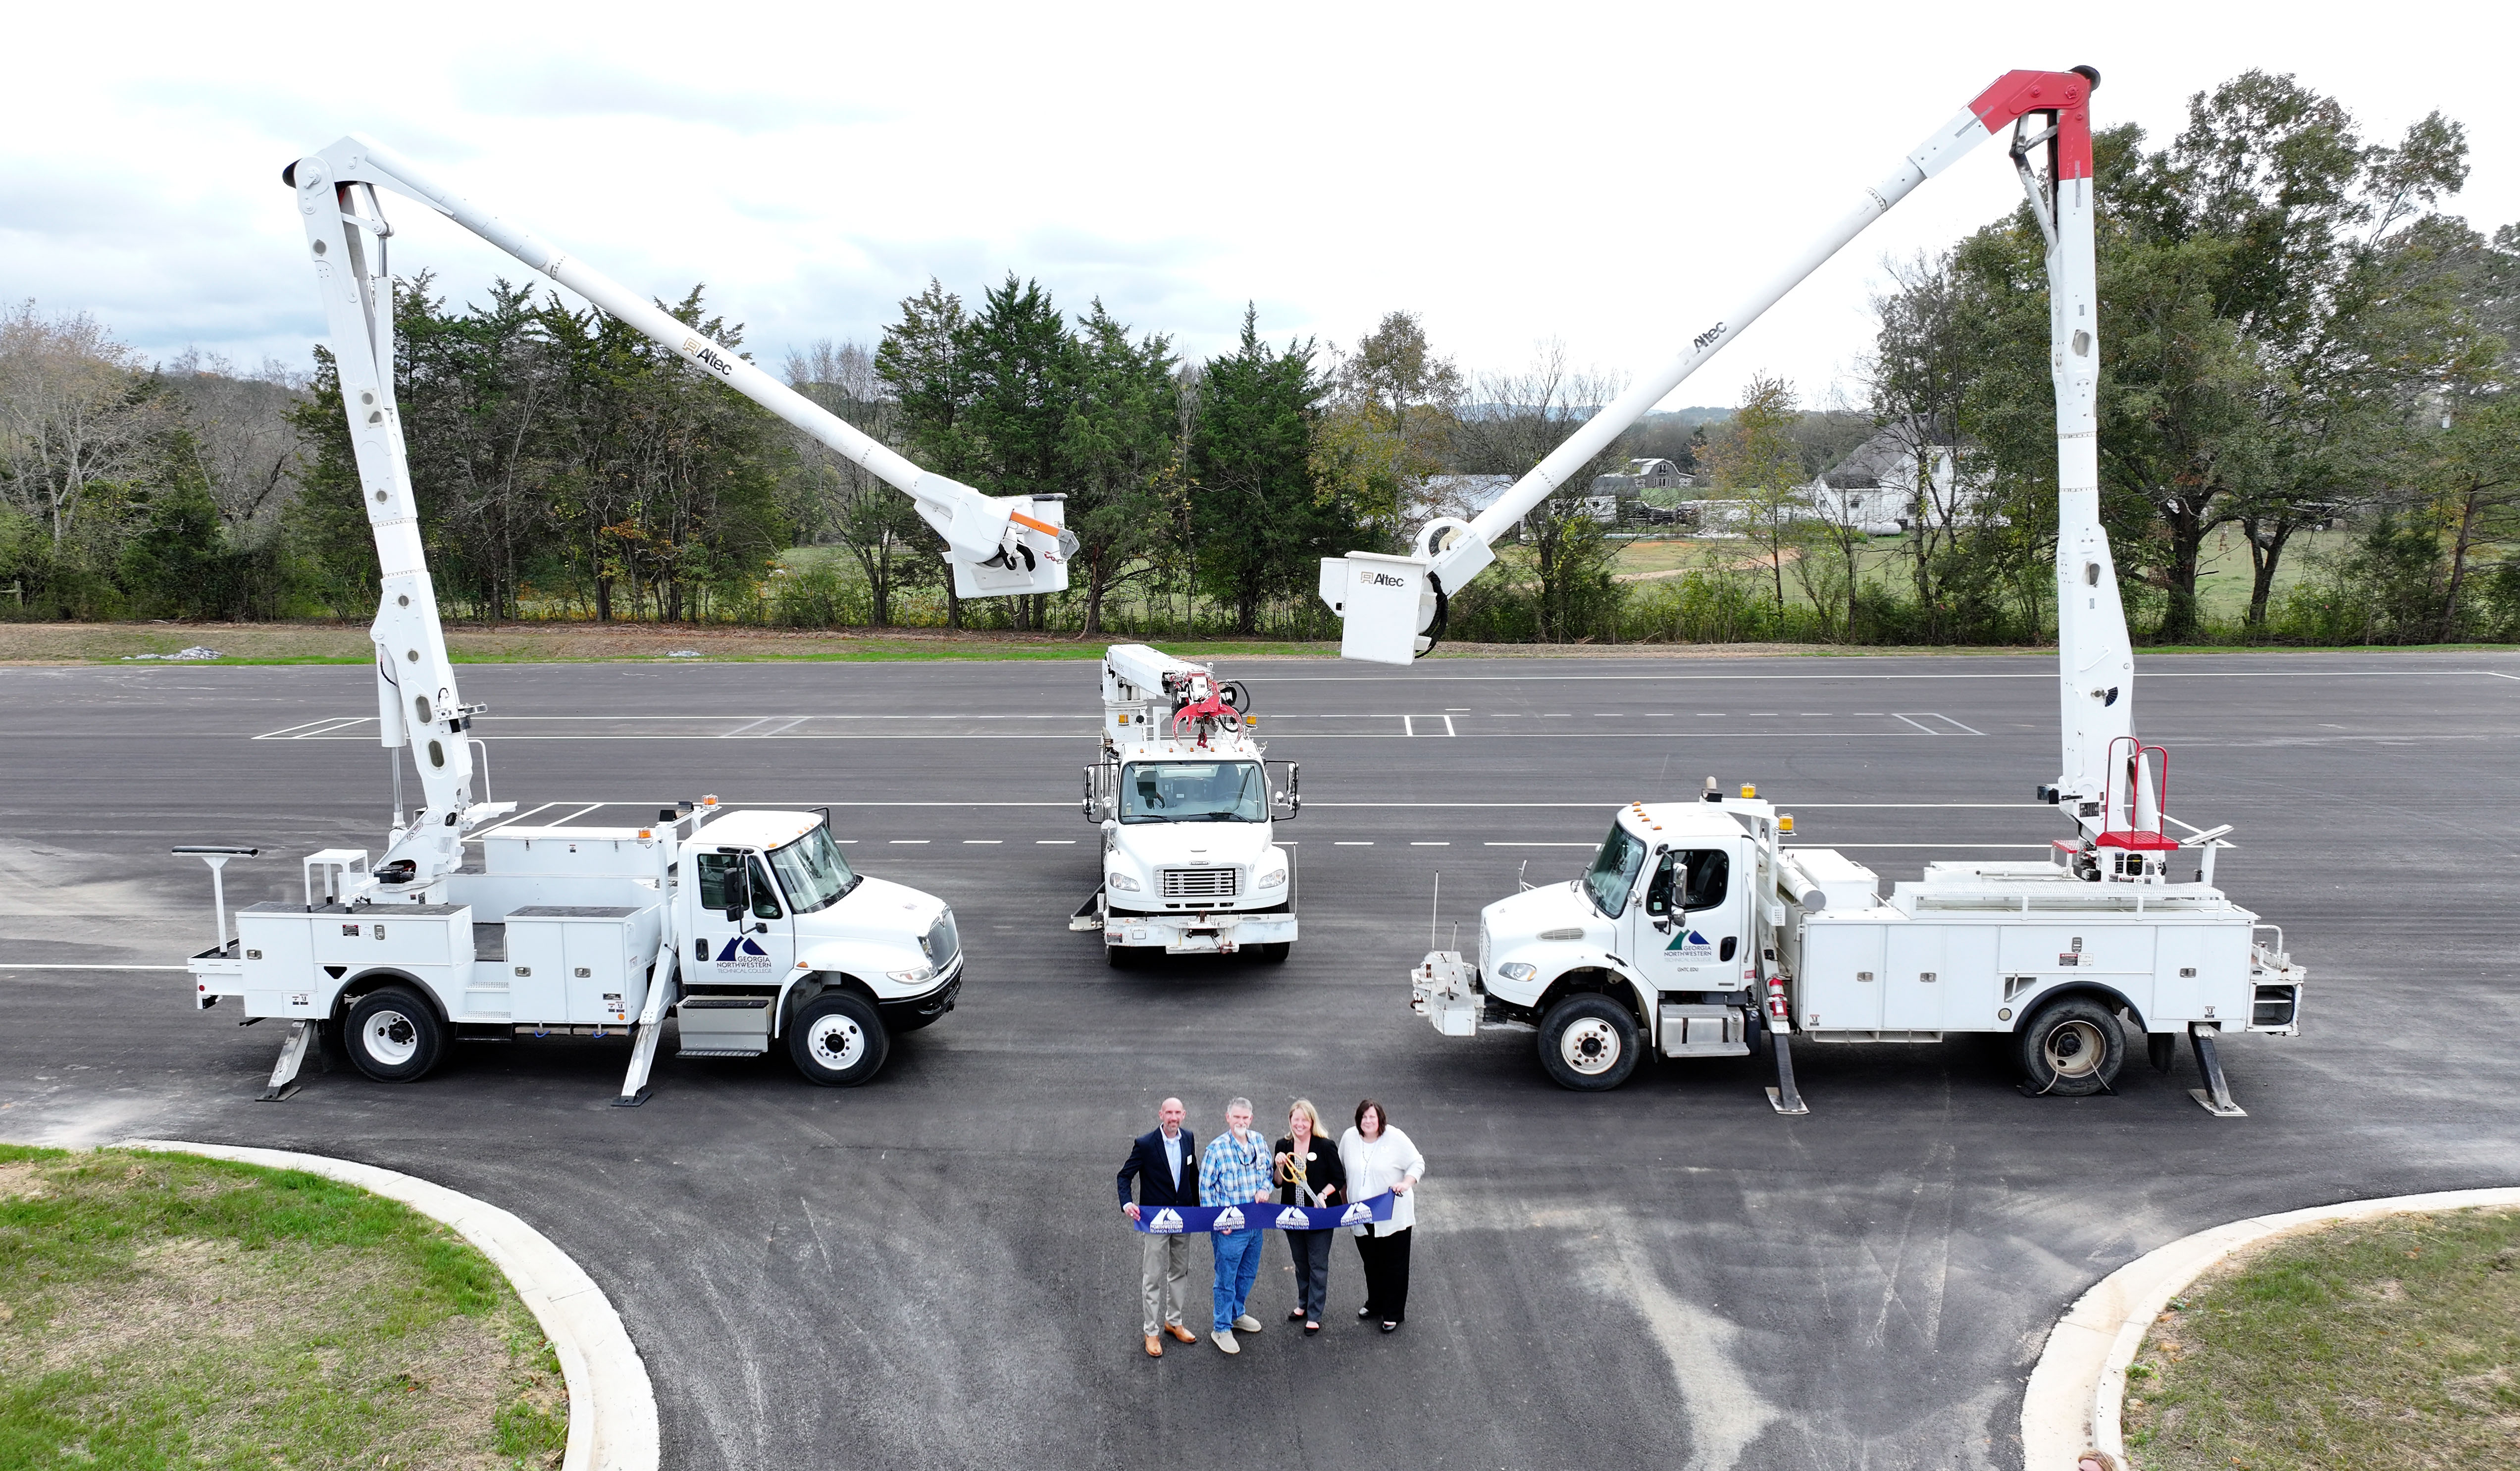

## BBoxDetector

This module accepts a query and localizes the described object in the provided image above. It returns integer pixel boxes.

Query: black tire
[1537,994,1642,1091]
[1255,942,1290,964]
[788,991,889,1086]
[342,986,445,1083]
[2147,1031,2178,1073]
[2018,996,2126,1096]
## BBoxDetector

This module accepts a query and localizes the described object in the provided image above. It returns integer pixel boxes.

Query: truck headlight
[887,965,936,984]
[1496,961,1538,982]
[1107,872,1140,892]
[1257,865,1286,888]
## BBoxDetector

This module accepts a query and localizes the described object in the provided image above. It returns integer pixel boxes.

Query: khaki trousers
[1140,1230,1195,1335]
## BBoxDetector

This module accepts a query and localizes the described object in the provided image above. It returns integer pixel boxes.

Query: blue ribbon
[1130,1191,1395,1235]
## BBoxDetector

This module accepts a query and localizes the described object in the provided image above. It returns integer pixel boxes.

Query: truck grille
[1161,867,1237,899]
[923,909,961,968]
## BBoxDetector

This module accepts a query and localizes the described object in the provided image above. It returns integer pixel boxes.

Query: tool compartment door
[1799,920,1886,1030]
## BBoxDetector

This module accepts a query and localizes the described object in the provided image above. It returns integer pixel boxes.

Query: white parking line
[1035,840,1076,844]
[1334,841,1373,846]
[890,839,929,844]
[963,840,1002,844]
[1410,841,1449,846]
[1485,842,1594,847]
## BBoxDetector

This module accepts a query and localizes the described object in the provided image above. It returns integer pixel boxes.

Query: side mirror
[722,862,752,920]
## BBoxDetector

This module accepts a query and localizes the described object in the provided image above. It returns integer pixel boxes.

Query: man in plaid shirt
[1201,1096,1274,1354]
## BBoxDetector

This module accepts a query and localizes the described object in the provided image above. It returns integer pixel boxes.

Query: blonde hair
[1288,1099,1325,1137]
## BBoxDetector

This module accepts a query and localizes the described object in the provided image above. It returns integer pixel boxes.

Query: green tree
[1062,300,1177,636]
[1701,374,1806,616]
[1189,308,1345,634]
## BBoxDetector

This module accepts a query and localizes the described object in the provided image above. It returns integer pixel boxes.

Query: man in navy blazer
[1118,1096,1201,1357]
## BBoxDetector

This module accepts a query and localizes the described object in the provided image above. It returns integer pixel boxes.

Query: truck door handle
[1651,919,1672,934]
[748,922,769,934]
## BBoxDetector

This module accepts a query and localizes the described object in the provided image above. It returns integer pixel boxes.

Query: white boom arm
[1318,68,2105,671]
[287,134,1077,886]
[1318,65,2142,835]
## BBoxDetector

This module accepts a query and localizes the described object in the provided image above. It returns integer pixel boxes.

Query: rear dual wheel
[2018,996,2126,1096]
[343,987,445,1083]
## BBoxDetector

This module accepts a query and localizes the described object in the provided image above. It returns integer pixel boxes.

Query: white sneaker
[1234,1314,1263,1333]
[1212,1329,1239,1354]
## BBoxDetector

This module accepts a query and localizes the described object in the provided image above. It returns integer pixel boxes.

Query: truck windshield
[767,825,860,914]
[1119,761,1266,824]
[1583,822,1647,918]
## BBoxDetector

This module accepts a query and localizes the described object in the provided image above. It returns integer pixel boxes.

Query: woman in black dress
[1274,1098,1346,1334]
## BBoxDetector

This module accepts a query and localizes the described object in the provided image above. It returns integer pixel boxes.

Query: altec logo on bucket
[1357,568,1409,588]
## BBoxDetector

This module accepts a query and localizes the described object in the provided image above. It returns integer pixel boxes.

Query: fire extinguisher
[1765,973,1791,1023]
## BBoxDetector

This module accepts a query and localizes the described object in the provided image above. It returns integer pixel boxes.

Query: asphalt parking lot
[6,648,2518,1471]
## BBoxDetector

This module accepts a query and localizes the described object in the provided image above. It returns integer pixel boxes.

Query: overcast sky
[5,0,2511,412]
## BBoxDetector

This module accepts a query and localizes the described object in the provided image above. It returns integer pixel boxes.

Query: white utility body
[180,135,1008,1102]
[1073,645,1300,964]
[1401,67,2307,1113]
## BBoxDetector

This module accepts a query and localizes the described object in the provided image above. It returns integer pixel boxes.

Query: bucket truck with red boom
[1383,69,2308,1112]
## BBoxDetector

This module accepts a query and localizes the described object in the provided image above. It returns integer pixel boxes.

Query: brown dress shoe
[1144,1334,1163,1358]
[1165,1322,1198,1344]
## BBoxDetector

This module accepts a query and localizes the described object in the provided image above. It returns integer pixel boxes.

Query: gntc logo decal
[1148,1208,1184,1233]
[704,936,773,969]
[1667,929,1715,956]
[1338,1201,1374,1225]
[1275,1207,1312,1229]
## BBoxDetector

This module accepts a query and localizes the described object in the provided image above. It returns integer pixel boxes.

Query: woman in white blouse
[1337,1098,1424,1333]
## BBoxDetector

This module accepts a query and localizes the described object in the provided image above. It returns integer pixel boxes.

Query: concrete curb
[2018,1185,2520,1468]
[122,1139,659,1471]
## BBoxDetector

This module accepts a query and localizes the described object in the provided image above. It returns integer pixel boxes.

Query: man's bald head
[1157,1097,1184,1134]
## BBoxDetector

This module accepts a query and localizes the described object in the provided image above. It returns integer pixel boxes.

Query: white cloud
[3,0,2511,410]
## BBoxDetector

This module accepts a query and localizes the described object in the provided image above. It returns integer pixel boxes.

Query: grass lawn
[0,620,1342,665]
[0,1145,566,1470]
[2123,1206,2520,1470]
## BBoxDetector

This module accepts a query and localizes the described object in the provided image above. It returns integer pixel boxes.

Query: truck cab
[669,809,962,1084]
[1081,644,1299,965]
[1462,800,1764,1088]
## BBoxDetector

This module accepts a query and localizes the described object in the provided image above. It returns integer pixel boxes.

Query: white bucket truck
[1416,782,2303,1112]
[1073,645,1299,965]
[177,132,1070,1102]
[1369,67,2308,1112]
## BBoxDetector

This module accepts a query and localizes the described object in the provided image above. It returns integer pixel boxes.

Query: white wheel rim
[2044,1019,2107,1078]
[807,1013,865,1070]
[363,1008,420,1065]
[1559,1017,1621,1075]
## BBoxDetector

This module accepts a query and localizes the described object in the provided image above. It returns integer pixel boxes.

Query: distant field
[1607,528,2341,622]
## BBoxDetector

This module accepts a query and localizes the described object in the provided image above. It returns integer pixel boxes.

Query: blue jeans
[1211,1227,1265,1332]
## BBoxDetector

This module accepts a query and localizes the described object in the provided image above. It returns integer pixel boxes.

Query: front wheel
[343,986,445,1083]
[1537,994,1641,1091]
[2018,996,2125,1096]
[789,992,889,1086]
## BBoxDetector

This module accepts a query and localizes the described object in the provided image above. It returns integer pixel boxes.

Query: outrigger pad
[1766,1031,1808,1116]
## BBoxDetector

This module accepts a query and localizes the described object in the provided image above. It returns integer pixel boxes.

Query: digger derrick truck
[176,134,1050,1102]
[1393,68,2308,1113]
[1072,645,1300,965]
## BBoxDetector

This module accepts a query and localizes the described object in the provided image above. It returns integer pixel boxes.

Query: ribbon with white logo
[1131,1192,1396,1235]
